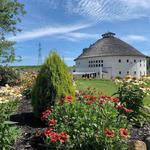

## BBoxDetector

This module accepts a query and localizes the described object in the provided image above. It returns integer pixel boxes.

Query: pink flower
[84,95,92,99]
[48,119,57,126]
[116,104,124,109]
[120,128,129,138]
[86,100,94,105]
[44,128,53,137]
[59,132,69,143]
[104,129,115,138]
[123,108,134,113]
[35,130,41,136]
[41,109,52,121]
[50,133,60,142]
[111,97,120,102]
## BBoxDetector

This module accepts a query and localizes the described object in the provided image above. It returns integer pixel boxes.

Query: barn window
[134,71,136,75]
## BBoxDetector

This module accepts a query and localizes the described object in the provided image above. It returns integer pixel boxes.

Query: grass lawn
[76,79,150,107]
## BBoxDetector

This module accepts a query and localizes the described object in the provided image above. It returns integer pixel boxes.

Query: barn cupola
[102,32,115,38]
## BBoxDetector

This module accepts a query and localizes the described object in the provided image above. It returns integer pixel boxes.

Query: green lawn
[76,79,150,107]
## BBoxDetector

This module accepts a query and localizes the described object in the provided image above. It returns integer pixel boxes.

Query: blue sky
[8,0,150,66]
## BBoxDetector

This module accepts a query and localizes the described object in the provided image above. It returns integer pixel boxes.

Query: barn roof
[75,32,146,60]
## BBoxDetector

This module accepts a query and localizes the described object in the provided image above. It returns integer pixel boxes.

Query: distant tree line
[147,56,150,72]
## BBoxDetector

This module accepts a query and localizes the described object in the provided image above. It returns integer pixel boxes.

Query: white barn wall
[75,56,147,79]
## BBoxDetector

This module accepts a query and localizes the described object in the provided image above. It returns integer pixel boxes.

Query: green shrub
[0,100,20,150]
[31,51,75,117]
[114,79,148,122]
[37,90,130,150]
[0,66,20,86]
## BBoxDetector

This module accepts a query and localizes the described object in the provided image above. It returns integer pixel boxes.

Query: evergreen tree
[32,51,75,117]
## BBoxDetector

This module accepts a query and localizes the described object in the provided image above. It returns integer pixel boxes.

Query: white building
[74,32,147,79]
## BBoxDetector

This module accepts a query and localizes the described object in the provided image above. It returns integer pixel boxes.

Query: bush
[32,51,75,117]
[114,78,149,122]
[36,90,131,150]
[20,71,37,99]
[0,66,20,86]
[0,99,20,150]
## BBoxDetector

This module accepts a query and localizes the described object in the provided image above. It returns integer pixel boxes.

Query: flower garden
[0,52,150,150]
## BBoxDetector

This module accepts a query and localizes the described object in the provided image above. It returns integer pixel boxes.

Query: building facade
[74,32,147,79]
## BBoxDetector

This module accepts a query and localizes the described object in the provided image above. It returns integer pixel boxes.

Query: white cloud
[121,0,150,9]
[64,0,150,22]
[122,35,148,42]
[58,32,99,41]
[8,23,92,42]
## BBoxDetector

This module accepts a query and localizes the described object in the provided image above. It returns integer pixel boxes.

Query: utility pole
[37,42,42,65]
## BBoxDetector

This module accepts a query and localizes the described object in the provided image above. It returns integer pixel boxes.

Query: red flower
[104,129,115,138]
[100,99,107,103]
[41,109,52,121]
[59,132,69,143]
[116,104,124,109]
[100,96,108,99]
[49,119,57,126]
[35,130,41,136]
[65,96,73,103]
[91,96,97,101]
[123,108,134,113]
[119,128,129,138]
[86,100,93,105]
[44,128,53,137]
[111,97,120,102]
[84,95,92,99]
[50,133,60,142]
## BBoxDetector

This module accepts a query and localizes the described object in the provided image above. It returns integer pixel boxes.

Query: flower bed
[0,85,22,149]
[34,89,133,150]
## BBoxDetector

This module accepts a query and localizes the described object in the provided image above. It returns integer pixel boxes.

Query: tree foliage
[0,0,25,64]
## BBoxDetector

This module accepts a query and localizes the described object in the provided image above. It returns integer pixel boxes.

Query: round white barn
[74,32,147,79]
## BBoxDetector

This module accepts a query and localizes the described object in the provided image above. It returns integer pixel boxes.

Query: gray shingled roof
[75,32,146,60]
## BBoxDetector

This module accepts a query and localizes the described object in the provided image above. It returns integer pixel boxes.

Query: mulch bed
[10,98,46,150]
[10,98,150,150]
